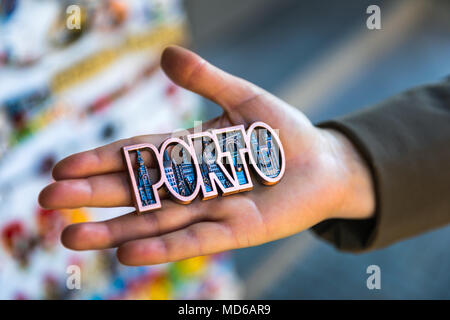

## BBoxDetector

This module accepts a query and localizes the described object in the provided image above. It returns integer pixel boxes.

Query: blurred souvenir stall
[0,0,240,299]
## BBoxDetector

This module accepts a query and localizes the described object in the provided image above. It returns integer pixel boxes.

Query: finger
[116,221,237,265]
[39,171,167,209]
[61,200,207,250]
[52,133,169,180]
[52,118,220,181]
[161,46,283,119]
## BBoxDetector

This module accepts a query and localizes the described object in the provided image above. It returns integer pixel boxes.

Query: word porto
[122,122,285,213]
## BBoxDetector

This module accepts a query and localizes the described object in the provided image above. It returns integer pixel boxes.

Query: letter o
[158,138,201,204]
[246,122,286,185]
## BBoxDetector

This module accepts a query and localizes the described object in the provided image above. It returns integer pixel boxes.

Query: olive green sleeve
[312,78,450,252]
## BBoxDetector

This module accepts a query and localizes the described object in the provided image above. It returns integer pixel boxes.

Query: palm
[39,47,358,265]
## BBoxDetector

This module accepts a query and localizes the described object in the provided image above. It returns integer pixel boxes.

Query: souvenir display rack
[0,0,240,299]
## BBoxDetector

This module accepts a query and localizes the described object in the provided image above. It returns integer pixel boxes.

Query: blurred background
[0,0,449,299]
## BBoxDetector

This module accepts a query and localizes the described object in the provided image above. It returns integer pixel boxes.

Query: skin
[38,46,375,266]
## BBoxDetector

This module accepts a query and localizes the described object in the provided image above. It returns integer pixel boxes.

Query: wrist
[320,128,376,220]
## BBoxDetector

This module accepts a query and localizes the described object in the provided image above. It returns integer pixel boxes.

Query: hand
[38,46,375,265]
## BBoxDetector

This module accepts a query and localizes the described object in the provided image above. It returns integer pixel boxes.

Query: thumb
[160,46,279,121]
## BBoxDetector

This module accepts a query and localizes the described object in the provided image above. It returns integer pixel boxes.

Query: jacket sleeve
[312,77,450,252]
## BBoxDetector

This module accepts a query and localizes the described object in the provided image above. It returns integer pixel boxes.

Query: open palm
[39,46,374,265]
